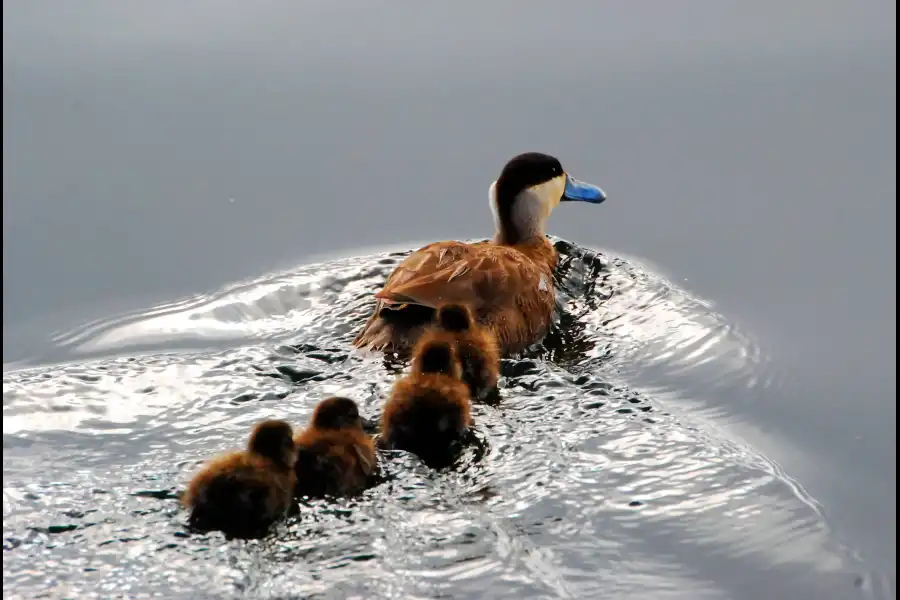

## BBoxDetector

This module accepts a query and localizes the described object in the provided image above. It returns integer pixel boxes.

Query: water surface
[3,1,895,598]
[2,243,887,599]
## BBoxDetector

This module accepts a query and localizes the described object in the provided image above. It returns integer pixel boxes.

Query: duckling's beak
[562,174,607,204]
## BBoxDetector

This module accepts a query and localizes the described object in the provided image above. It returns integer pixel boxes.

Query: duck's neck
[493,223,557,269]
[491,199,547,247]
[492,224,545,247]
[489,182,552,248]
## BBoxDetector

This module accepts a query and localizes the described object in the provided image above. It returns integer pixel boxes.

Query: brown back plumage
[435,304,501,401]
[353,239,558,356]
[293,397,377,498]
[380,337,473,469]
[183,419,296,539]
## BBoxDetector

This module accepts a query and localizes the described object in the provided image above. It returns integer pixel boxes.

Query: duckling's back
[184,453,293,539]
[436,304,501,401]
[381,373,472,466]
[293,429,377,498]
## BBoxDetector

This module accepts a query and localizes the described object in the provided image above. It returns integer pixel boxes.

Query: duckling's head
[412,338,464,379]
[311,396,364,431]
[437,304,474,333]
[248,419,296,468]
[489,152,606,245]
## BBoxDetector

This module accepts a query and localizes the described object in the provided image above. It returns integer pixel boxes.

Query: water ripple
[2,240,885,599]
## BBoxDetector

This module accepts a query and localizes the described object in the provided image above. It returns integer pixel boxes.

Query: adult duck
[354,152,606,356]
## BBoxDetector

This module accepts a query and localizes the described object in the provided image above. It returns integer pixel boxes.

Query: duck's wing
[375,241,545,310]
[375,242,480,306]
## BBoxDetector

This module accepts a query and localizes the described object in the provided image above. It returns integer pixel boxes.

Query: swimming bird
[293,396,378,498]
[380,335,473,468]
[353,151,606,356]
[433,303,500,401]
[183,419,297,539]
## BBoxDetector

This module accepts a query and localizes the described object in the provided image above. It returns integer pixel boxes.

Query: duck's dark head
[248,419,296,468]
[311,396,364,431]
[489,152,606,245]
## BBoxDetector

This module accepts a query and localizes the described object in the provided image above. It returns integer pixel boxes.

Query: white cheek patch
[510,193,543,233]
[491,174,566,240]
[528,175,566,216]
[488,181,501,231]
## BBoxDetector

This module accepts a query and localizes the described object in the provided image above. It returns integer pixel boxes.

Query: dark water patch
[271,365,323,384]
[2,242,886,599]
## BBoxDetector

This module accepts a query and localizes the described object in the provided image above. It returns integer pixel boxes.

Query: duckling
[183,419,296,539]
[380,336,472,468]
[435,303,500,401]
[354,152,607,356]
[293,396,377,498]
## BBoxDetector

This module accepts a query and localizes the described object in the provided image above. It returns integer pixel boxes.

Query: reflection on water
[2,241,887,599]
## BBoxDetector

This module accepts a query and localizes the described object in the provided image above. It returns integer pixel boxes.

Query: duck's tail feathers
[437,304,472,333]
[354,302,434,354]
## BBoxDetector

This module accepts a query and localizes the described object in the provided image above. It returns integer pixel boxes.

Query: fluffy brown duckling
[183,419,297,539]
[435,303,500,401]
[379,335,473,468]
[292,396,378,499]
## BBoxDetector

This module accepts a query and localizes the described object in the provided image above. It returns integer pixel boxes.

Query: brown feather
[380,337,473,468]
[355,238,558,356]
[183,421,296,538]
[293,418,377,499]
[434,304,501,401]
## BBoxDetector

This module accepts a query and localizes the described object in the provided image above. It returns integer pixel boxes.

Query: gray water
[3,1,895,598]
